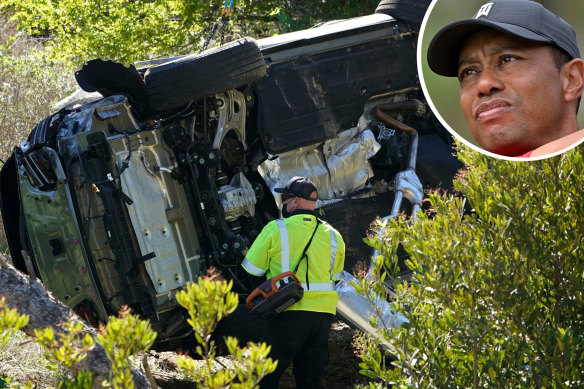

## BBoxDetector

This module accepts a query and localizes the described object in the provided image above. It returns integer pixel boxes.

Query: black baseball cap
[274,176,318,201]
[428,0,581,77]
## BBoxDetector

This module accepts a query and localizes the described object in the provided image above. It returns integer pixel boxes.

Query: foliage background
[0,0,379,66]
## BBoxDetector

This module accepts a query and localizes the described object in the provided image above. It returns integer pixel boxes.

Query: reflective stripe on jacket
[242,213,345,314]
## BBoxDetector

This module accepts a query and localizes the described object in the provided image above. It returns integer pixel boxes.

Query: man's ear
[563,58,584,104]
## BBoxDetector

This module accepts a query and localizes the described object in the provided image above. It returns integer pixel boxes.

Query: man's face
[457,29,573,156]
[281,196,297,216]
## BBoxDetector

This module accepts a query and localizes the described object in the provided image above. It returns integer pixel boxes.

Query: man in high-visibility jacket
[242,176,345,389]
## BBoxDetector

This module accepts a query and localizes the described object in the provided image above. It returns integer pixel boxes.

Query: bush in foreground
[1,272,275,388]
[358,144,584,388]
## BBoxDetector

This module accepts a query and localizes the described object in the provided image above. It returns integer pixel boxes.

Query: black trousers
[259,310,332,389]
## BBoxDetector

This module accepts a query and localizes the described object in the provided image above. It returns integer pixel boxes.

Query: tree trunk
[0,258,151,389]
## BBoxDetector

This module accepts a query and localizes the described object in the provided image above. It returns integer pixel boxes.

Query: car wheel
[144,37,267,112]
[375,0,432,26]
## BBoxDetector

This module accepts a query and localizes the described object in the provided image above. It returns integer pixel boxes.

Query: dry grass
[0,331,69,387]
[0,52,76,162]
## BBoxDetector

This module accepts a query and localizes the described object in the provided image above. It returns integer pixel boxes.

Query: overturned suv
[0,4,459,349]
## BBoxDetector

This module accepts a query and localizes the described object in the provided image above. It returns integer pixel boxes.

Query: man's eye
[458,68,478,81]
[501,55,517,64]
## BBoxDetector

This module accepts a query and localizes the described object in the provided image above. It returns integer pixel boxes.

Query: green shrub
[2,271,275,388]
[0,297,28,346]
[1,0,379,66]
[358,144,584,388]
[97,306,157,389]
[33,306,156,389]
[175,270,277,388]
[0,298,32,389]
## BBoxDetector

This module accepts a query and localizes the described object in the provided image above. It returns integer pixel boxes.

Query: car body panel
[17,146,109,321]
[254,14,418,154]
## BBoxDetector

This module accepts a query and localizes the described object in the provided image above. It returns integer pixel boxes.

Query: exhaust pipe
[335,101,424,350]
[336,270,408,351]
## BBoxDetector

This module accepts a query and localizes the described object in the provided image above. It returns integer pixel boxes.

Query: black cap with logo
[427,0,581,77]
[274,176,318,201]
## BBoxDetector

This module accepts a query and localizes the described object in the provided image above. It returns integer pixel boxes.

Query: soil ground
[149,321,370,388]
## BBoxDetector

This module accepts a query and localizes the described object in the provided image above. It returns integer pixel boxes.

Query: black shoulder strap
[293,218,321,290]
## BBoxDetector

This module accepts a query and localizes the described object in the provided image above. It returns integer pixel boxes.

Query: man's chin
[473,126,531,157]
[476,133,530,156]
[482,142,532,157]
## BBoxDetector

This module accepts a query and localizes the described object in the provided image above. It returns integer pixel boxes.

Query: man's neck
[528,128,584,157]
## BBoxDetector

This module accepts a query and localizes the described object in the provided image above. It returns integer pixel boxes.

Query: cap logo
[475,2,494,19]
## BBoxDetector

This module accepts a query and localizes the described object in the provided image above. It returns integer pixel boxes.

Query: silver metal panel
[323,128,380,197]
[119,152,186,293]
[259,127,380,201]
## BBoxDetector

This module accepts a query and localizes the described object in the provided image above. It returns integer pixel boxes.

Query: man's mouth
[474,100,511,119]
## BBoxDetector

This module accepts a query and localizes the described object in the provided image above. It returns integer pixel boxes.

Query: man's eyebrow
[457,43,525,72]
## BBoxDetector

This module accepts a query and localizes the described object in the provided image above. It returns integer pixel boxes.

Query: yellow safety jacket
[242,213,345,314]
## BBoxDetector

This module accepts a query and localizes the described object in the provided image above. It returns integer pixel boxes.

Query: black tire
[144,37,267,112]
[375,0,432,26]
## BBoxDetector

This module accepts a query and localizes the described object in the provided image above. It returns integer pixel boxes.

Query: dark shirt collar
[287,209,317,218]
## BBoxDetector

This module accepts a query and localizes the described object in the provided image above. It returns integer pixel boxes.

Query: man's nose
[476,67,504,97]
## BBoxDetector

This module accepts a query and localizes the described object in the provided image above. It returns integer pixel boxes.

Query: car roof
[257,13,398,64]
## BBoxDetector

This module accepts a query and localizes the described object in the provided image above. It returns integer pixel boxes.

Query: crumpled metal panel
[323,128,380,197]
[119,152,186,294]
[59,95,128,137]
[336,270,408,351]
[259,127,380,200]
